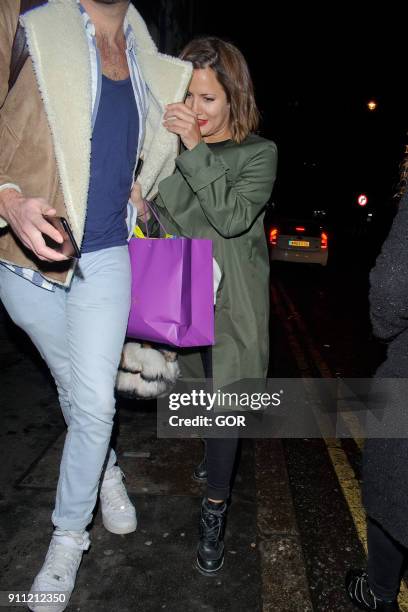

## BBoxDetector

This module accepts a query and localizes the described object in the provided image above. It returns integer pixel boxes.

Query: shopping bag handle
[142,199,169,238]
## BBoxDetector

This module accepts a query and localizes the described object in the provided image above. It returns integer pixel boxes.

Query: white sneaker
[28,530,90,612]
[100,465,137,535]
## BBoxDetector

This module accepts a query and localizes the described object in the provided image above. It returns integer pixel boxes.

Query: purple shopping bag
[127,237,214,347]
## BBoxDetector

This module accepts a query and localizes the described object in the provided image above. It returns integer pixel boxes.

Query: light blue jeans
[0,246,131,530]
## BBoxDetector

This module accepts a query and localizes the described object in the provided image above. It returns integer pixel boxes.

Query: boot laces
[202,507,224,542]
[351,572,378,610]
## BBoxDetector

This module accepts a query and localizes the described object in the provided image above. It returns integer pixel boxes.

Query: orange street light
[367,100,377,111]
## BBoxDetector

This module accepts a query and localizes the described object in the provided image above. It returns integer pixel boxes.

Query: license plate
[289,240,310,247]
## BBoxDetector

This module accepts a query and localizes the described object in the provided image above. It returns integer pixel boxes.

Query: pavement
[0,304,315,612]
[3,252,390,612]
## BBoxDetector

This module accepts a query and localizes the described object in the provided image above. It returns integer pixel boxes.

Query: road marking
[276,280,365,449]
[271,279,408,611]
[277,281,365,447]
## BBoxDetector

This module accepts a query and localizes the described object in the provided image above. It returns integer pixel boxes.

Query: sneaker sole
[28,605,68,612]
[192,474,207,483]
[102,518,137,535]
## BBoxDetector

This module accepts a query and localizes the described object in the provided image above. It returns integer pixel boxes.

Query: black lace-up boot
[345,570,400,611]
[196,498,227,575]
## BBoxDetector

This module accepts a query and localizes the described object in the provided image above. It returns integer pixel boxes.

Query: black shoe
[193,456,207,482]
[345,570,400,611]
[196,498,227,575]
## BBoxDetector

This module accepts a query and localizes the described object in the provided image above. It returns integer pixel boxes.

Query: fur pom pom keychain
[116,342,180,399]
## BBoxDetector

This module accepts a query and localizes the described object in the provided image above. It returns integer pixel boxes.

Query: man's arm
[0,0,22,222]
[0,0,17,108]
[0,1,68,262]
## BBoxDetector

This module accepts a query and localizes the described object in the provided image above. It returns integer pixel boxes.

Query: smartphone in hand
[42,215,81,259]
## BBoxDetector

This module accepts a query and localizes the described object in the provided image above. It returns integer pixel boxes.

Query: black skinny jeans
[201,348,239,501]
[368,517,406,601]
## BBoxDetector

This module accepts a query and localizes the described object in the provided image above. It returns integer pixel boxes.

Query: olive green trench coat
[154,134,277,392]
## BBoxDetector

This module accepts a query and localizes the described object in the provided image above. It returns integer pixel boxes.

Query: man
[0,0,191,609]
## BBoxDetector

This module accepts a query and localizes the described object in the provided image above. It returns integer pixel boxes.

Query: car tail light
[295,226,305,232]
[320,232,328,249]
[269,227,278,245]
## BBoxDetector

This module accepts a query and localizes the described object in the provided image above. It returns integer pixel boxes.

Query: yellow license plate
[289,240,310,247]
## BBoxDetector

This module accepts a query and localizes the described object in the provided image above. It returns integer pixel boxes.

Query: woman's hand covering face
[163,103,203,151]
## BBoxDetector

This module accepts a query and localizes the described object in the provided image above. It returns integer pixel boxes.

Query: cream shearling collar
[21,0,192,243]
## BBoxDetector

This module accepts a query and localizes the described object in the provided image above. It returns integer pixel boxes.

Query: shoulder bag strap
[8,0,48,91]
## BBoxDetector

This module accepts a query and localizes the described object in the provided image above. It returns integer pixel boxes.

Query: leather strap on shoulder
[8,0,48,90]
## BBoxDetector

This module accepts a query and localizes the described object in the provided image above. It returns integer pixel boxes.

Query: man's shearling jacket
[0,0,192,286]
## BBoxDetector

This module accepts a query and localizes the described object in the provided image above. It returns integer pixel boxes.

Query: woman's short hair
[180,36,260,144]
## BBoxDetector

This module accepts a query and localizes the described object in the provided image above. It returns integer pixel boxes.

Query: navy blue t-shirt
[81,75,139,253]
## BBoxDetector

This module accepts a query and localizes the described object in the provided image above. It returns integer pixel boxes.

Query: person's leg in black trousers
[198,347,240,501]
[195,348,240,575]
[368,518,405,601]
[205,437,239,501]
[346,517,405,610]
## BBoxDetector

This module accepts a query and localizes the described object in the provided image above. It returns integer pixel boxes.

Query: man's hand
[0,189,68,262]
[163,103,202,151]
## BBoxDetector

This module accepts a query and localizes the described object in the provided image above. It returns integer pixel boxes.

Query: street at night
[2,236,405,611]
[2,1,408,611]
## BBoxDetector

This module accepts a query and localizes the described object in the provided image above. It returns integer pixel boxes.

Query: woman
[345,190,408,611]
[136,36,277,575]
